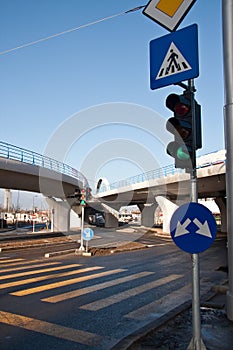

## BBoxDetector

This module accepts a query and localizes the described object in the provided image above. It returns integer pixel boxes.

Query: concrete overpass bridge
[95,150,226,232]
[0,142,227,233]
[0,141,131,231]
[0,141,89,231]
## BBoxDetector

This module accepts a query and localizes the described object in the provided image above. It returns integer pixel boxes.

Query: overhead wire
[0,5,146,56]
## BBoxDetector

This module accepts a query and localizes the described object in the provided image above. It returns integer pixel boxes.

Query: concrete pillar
[46,198,71,233]
[104,212,118,228]
[215,197,227,233]
[70,209,81,229]
[141,203,157,228]
[155,196,178,233]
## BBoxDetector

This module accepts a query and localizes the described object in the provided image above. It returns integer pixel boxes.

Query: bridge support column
[104,213,118,228]
[215,197,227,233]
[46,198,71,233]
[155,196,178,233]
[140,203,157,228]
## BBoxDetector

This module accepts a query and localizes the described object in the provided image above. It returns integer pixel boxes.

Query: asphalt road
[0,235,228,350]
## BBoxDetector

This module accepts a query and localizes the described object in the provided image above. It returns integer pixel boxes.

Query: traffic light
[80,188,86,206]
[86,187,92,200]
[67,188,81,200]
[165,92,201,170]
[67,187,91,206]
[74,188,81,198]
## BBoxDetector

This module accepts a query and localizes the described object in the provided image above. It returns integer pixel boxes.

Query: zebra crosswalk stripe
[0,259,56,269]
[0,258,25,264]
[0,263,81,280]
[80,274,182,311]
[10,268,126,296]
[42,271,154,303]
[126,283,191,320]
[0,310,104,347]
[3,266,103,291]
[0,261,61,273]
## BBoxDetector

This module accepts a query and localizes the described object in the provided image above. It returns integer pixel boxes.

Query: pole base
[187,337,207,350]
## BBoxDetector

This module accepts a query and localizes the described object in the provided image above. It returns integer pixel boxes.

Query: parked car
[88,213,105,227]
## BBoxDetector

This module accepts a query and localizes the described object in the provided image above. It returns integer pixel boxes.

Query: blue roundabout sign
[170,202,217,254]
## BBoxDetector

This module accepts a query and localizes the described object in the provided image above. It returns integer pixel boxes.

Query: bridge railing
[98,164,183,193]
[0,141,87,184]
[98,153,226,193]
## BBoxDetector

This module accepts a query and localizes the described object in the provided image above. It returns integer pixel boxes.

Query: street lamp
[32,195,38,213]
[32,195,38,233]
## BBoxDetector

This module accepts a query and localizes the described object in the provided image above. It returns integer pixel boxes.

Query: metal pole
[51,209,54,233]
[79,206,85,251]
[187,79,206,350]
[86,240,88,253]
[222,0,233,321]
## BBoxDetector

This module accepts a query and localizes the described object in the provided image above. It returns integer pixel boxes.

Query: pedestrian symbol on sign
[156,42,192,80]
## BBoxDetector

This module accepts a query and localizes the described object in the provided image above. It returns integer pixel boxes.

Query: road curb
[44,249,77,258]
[0,240,71,252]
[110,282,228,350]
[110,300,192,350]
[0,238,150,256]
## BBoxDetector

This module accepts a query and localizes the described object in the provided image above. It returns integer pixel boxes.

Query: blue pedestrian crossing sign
[170,202,217,254]
[150,24,199,89]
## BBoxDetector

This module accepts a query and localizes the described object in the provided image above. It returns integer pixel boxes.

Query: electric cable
[0,5,146,56]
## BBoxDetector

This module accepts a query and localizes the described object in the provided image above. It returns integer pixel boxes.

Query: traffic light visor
[166,118,191,139]
[166,93,190,116]
[167,141,191,160]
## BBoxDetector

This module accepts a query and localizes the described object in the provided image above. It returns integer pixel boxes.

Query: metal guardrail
[0,141,87,185]
[99,163,182,192]
[98,154,226,193]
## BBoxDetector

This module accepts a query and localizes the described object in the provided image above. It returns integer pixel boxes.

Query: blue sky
[0,1,224,208]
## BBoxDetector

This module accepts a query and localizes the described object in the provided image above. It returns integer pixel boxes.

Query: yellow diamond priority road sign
[143,0,196,32]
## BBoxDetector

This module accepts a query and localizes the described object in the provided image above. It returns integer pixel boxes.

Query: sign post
[79,206,85,251]
[143,2,210,346]
[170,200,217,350]
[222,0,233,321]
[189,79,203,350]
[79,183,87,251]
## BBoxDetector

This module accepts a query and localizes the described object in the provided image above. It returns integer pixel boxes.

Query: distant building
[4,189,12,211]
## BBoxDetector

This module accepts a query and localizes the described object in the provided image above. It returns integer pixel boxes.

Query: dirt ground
[0,233,147,255]
[89,241,147,255]
[128,306,233,350]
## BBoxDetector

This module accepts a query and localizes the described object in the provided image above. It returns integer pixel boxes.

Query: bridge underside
[97,173,226,210]
[0,158,83,198]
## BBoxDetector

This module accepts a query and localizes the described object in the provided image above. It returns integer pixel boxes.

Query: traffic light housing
[67,188,81,200]
[86,187,92,200]
[74,188,81,198]
[67,187,92,206]
[165,92,201,170]
[80,188,86,206]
